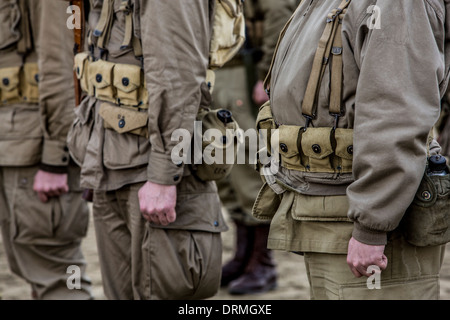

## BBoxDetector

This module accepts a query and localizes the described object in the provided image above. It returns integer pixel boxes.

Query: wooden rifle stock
[70,0,85,107]
[70,1,93,202]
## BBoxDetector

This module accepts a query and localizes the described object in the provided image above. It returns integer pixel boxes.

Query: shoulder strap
[263,0,351,128]
[302,0,350,125]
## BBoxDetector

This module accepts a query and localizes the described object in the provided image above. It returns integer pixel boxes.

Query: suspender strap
[17,0,32,55]
[302,0,350,121]
[329,14,344,116]
[119,0,143,58]
[94,0,114,49]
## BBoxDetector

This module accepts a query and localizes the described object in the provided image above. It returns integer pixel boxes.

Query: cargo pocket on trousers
[301,127,335,173]
[338,276,439,300]
[12,173,56,245]
[144,228,221,300]
[0,66,21,104]
[67,98,96,167]
[21,63,40,104]
[113,63,142,107]
[252,182,282,221]
[100,103,150,170]
[89,60,116,104]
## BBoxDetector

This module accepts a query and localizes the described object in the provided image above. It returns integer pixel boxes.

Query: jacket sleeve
[139,0,212,185]
[346,1,447,245]
[35,0,76,173]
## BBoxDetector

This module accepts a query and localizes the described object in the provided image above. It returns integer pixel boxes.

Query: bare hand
[252,80,269,105]
[33,170,69,203]
[347,237,388,278]
[138,181,177,226]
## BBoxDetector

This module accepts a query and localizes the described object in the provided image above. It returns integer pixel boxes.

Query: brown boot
[221,221,255,287]
[228,224,277,295]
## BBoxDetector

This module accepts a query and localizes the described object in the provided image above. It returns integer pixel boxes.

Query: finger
[378,255,388,270]
[157,212,169,226]
[349,265,363,278]
[37,192,48,203]
[165,207,176,223]
[357,265,372,278]
[149,213,161,225]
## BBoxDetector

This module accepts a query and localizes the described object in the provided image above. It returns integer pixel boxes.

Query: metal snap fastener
[312,144,322,154]
[96,74,102,83]
[62,156,68,162]
[122,77,129,87]
[173,175,180,182]
[422,191,432,201]
[347,145,354,155]
[76,67,80,75]
[2,78,10,86]
[214,221,219,227]
[118,119,126,128]
[280,143,288,153]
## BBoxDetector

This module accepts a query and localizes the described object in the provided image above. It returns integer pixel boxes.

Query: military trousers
[92,182,223,300]
[212,65,266,226]
[0,166,92,300]
[303,232,445,300]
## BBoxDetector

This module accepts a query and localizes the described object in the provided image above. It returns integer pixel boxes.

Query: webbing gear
[263,0,350,127]
[302,0,350,128]
[93,0,114,52]
[17,0,32,55]
[70,0,87,106]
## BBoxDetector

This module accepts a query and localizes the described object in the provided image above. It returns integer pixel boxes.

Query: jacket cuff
[41,139,70,167]
[39,163,68,174]
[147,150,184,186]
[352,222,388,246]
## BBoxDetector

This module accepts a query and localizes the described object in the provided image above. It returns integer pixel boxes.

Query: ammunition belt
[74,52,149,109]
[0,63,39,106]
[257,102,353,174]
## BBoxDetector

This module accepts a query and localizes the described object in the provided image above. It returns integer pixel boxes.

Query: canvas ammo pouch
[256,0,353,175]
[74,53,149,138]
[191,108,241,182]
[209,0,246,70]
[401,161,450,247]
[0,63,40,106]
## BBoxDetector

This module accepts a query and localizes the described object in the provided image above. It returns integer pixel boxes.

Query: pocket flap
[113,63,141,93]
[301,127,334,159]
[252,182,282,221]
[74,52,90,80]
[89,60,115,89]
[23,63,39,86]
[99,102,148,134]
[256,101,275,129]
[218,0,240,18]
[291,193,351,222]
[335,128,354,160]
[278,125,301,158]
[0,66,20,91]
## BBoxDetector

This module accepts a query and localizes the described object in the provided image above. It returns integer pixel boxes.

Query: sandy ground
[1,207,450,301]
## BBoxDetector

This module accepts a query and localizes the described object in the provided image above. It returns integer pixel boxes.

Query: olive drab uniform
[0,0,92,299]
[67,0,244,300]
[212,0,298,295]
[254,0,449,299]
